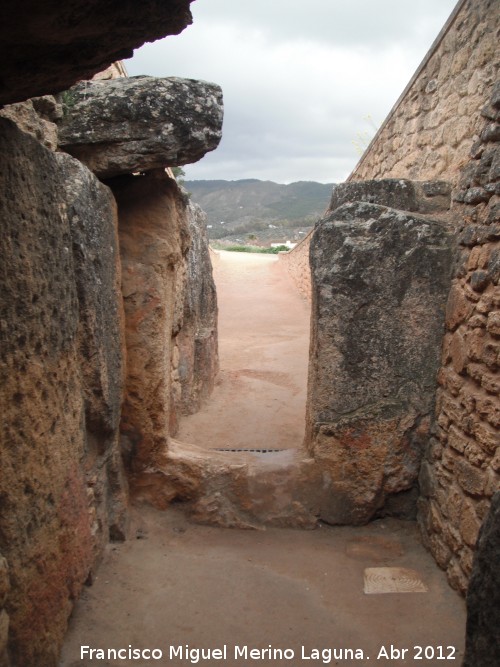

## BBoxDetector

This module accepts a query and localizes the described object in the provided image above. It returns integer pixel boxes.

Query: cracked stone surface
[58,76,223,177]
[306,199,455,524]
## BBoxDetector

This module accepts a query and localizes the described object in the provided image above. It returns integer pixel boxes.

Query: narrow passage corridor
[60,250,466,667]
[177,250,310,452]
[60,506,466,666]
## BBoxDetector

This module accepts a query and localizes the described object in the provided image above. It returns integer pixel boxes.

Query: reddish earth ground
[177,250,311,451]
[60,506,466,667]
[60,251,466,667]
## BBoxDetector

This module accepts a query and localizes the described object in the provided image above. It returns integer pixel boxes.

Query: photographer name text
[80,643,457,663]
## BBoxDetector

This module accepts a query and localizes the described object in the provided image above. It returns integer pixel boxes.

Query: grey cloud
[126,0,458,183]
[189,0,457,49]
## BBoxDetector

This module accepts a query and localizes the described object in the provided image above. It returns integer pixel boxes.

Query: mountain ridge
[184,178,334,240]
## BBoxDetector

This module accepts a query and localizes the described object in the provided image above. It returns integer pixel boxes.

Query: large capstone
[57,76,223,178]
[306,198,455,524]
[0,0,193,105]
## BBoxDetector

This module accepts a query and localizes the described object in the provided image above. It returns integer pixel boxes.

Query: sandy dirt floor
[59,250,466,666]
[176,250,310,451]
[60,506,466,667]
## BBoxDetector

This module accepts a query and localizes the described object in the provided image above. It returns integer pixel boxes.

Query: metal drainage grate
[214,448,285,454]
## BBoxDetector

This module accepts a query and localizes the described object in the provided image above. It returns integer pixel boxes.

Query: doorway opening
[176,248,311,455]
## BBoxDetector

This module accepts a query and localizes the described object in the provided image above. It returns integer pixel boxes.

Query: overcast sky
[126,0,458,184]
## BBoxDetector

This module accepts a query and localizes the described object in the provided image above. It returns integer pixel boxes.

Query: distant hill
[184,179,334,241]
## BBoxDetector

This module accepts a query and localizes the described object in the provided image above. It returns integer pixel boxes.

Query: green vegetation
[186,179,327,245]
[211,243,290,254]
[171,166,186,185]
[352,115,379,156]
[60,89,78,115]
[184,179,332,236]
[208,216,316,240]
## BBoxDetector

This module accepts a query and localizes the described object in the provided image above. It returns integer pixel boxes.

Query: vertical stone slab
[0,556,10,667]
[171,200,219,428]
[463,491,500,667]
[56,153,129,542]
[306,200,454,524]
[111,170,190,506]
[0,118,127,666]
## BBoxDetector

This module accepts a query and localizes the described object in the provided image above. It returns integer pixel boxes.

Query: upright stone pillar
[110,171,190,506]
[463,491,500,667]
[306,180,454,524]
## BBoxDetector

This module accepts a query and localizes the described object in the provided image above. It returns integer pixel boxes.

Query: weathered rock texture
[278,230,313,302]
[0,557,9,667]
[0,0,494,664]
[306,184,454,524]
[93,61,128,81]
[350,0,499,186]
[330,179,452,215]
[153,441,322,530]
[463,491,500,667]
[339,0,499,599]
[418,80,500,595]
[0,67,221,662]
[0,96,61,150]
[0,118,127,666]
[0,0,222,663]
[109,171,191,506]
[58,76,223,177]
[0,0,193,105]
[280,180,452,304]
[56,154,128,543]
[171,201,219,431]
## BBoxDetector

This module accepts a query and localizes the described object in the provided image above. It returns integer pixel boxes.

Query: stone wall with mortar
[418,81,500,596]
[92,61,128,81]
[350,0,499,187]
[340,0,499,595]
[278,231,313,302]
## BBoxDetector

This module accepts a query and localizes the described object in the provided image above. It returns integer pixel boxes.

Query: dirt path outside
[177,250,310,451]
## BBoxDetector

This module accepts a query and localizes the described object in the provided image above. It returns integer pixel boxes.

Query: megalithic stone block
[58,75,223,178]
[0,0,194,105]
[306,198,455,524]
[329,179,452,216]
[463,491,500,667]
